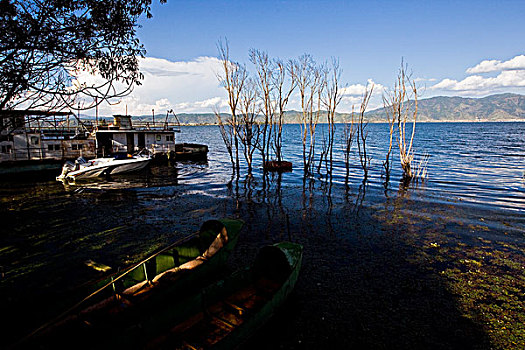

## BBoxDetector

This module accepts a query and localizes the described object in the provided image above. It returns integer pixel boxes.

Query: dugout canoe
[21,218,243,348]
[141,242,303,349]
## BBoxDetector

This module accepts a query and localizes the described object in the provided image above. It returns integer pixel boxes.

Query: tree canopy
[0,0,165,111]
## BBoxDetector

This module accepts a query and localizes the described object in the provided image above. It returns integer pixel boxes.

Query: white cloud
[70,57,405,116]
[466,55,525,74]
[432,70,525,94]
[104,96,231,116]
[174,97,229,112]
[340,79,384,96]
[341,84,368,96]
[337,79,385,113]
[430,54,525,95]
[414,77,437,82]
[74,56,228,116]
[465,59,501,74]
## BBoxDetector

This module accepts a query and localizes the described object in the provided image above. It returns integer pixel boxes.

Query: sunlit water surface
[1,122,524,347]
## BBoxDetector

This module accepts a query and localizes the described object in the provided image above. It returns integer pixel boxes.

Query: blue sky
[92,0,525,115]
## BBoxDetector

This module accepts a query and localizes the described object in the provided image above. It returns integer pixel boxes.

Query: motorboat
[56,153,151,181]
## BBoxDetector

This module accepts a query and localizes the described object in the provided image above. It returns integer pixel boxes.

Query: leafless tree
[356,85,374,180]
[217,39,248,173]
[290,54,325,177]
[343,106,356,185]
[319,58,343,176]
[382,89,397,185]
[249,49,275,168]
[271,59,296,164]
[387,61,426,182]
[214,106,234,170]
[238,78,260,174]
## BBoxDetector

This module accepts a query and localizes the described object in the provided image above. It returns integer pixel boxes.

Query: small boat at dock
[0,111,179,177]
[56,153,151,181]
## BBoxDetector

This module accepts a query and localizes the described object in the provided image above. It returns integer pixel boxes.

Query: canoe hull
[23,219,244,349]
[135,242,303,349]
[214,242,302,350]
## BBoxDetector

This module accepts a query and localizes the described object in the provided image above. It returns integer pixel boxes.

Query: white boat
[56,153,151,181]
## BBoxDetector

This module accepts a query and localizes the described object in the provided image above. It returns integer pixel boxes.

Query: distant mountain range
[128,93,525,125]
[366,93,525,122]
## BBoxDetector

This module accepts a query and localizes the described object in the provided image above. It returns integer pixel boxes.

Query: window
[156,134,161,142]
[166,135,174,142]
[72,144,86,150]
[1,145,12,153]
[48,144,60,151]
[30,136,39,145]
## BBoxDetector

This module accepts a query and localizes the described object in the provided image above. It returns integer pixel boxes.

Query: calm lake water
[177,122,525,211]
[1,122,524,348]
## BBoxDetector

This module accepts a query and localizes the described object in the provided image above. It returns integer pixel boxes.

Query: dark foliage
[0,0,166,111]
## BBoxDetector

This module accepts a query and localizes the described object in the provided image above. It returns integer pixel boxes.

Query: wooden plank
[181,341,200,350]
[211,315,235,330]
[214,309,243,327]
[224,301,245,316]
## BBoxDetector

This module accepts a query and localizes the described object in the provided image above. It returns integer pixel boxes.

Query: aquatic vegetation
[441,247,525,349]
[386,207,525,350]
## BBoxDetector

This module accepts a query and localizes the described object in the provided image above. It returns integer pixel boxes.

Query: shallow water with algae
[0,122,524,349]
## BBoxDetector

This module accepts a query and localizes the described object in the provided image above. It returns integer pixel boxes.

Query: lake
[1,122,524,348]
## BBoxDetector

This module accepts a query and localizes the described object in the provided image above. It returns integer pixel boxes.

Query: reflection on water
[0,122,524,347]
[176,122,525,213]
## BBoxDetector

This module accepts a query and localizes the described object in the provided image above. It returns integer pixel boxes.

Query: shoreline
[174,119,525,126]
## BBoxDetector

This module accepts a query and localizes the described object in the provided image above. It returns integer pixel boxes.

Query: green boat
[128,242,303,349]
[23,218,243,348]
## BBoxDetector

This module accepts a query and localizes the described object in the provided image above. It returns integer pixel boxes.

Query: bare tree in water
[291,54,325,177]
[217,39,247,174]
[319,58,343,177]
[215,107,235,171]
[343,106,357,186]
[238,78,260,174]
[356,85,374,180]
[386,61,428,184]
[272,59,296,164]
[249,49,275,168]
[382,88,397,186]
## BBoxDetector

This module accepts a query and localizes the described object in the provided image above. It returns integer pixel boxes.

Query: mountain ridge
[365,93,525,122]
[128,93,525,125]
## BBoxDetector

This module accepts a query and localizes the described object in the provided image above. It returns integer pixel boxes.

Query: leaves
[0,0,161,111]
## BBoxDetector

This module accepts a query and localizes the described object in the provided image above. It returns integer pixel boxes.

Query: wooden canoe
[22,218,243,348]
[136,242,303,350]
